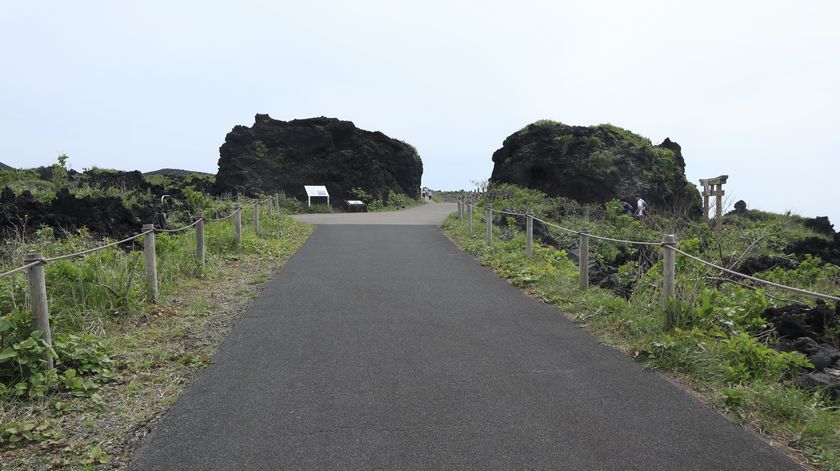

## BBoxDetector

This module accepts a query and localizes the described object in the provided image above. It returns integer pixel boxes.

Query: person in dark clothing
[621,201,633,216]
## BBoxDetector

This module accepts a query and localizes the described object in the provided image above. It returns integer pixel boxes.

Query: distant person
[621,201,633,216]
[634,195,647,219]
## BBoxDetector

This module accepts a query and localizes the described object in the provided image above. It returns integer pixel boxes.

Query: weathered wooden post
[526,209,534,258]
[142,224,158,302]
[266,196,273,216]
[466,203,473,234]
[485,205,493,245]
[662,234,677,329]
[233,204,242,246]
[458,198,464,222]
[24,254,53,369]
[196,210,205,265]
[579,230,589,290]
[253,203,260,235]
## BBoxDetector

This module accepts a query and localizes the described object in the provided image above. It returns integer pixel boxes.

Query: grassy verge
[1,212,313,470]
[442,213,840,471]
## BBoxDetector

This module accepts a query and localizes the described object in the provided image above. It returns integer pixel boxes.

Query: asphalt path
[131,203,801,470]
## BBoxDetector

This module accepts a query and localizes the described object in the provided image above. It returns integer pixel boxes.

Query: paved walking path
[131,203,800,470]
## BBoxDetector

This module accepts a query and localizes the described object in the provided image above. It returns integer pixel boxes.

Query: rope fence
[154,218,203,234]
[44,231,153,263]
[0,261,41,279]
[458,198,839,329]
[206,208,239,222]
[670,246,840,303]
[0,192,285,367]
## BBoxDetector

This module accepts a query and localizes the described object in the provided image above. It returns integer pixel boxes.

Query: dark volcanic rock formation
[0,162,12,170]
[787,233,840,267]
[768,301,840,398]
[0,188,155,240]
[490,122,702,216]
[805,216,835,236]
[214,115,423,201]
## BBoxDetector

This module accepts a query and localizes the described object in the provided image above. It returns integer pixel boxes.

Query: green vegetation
[0,155,215,209]
[443,183,840,470]
[0,202,313,468]
[350,187,423,212]
[518,119,562,133]
[593,123,653,149]
[0,168,54,203]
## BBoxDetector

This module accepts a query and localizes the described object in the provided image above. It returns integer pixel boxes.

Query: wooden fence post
[24,253,53,369]
[267,197,273,216]
[526,209,534,258]
[233,204,242,246]
[142,224,158,302]
[196,210,205,265]
[253,203,260,235]
[663,234,677,329]
[466,203,473,234]
[579,229,589,290]
[485,205,493,245]
[458,199,463,222]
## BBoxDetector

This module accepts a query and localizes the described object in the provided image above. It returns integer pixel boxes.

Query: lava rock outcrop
[768,301,840,398]
[490,122,702,216]
[0,188,155,240]
[214,115,423,201]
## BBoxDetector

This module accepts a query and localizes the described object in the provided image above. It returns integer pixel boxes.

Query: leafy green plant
[349,187,374,205]
[0,329,56,399]
[0,419,62,446]
[716,333,812,384]
[81,445,112,465]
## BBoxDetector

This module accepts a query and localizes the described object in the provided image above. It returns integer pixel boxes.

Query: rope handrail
[470,202,840,302]
[535,216,660,246]
[491,208,528,217]
[1,202,245,277]
[155,218,203,233]
[0,261,41,279]
[206,208,240,221]
[44,230,153,263]
[583,232,661,246]
[532,217,580,236]
[670,246,840,302]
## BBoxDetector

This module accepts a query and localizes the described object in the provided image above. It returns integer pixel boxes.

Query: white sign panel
[305,185,329,198]
[304,185,330,207]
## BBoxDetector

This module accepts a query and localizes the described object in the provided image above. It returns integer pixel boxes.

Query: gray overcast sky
[2,1,838,222]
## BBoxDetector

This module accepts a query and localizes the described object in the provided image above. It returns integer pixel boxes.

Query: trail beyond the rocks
[130,203,800,470]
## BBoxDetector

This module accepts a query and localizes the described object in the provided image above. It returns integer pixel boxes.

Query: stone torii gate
[699,175,728,231]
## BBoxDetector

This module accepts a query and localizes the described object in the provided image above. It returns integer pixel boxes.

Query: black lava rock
[489,122,701,216]
[0,187,155,240]
[214,114,423,201]
[804,216,835,236]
